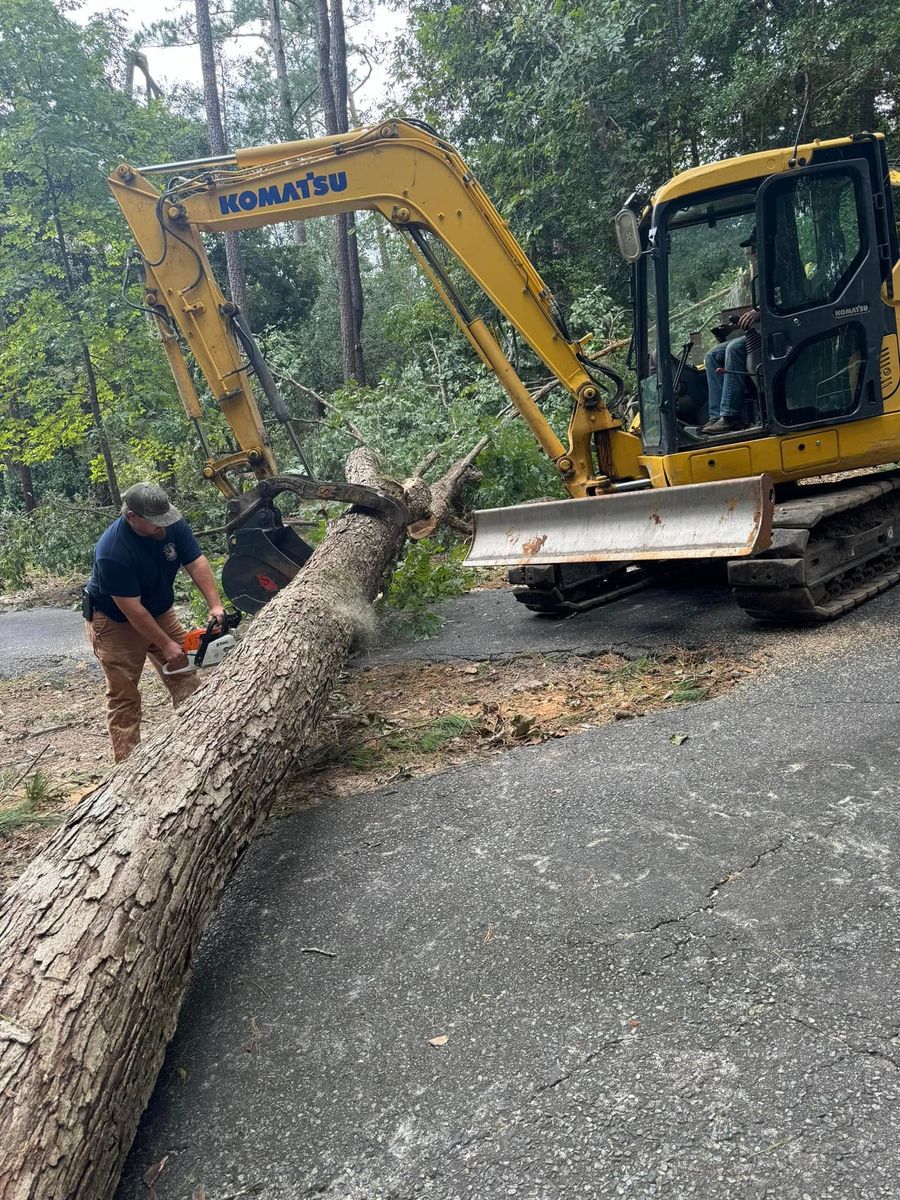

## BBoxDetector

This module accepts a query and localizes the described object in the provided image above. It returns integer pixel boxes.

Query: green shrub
[379,538,470,636]
[0,498,110,591]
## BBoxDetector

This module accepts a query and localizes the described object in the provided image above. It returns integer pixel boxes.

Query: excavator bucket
[221,512,313,615]
[466,475,774,568]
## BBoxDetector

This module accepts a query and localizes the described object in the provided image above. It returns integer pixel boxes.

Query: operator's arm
[738,308,759,331]
[112,596,188,670]
[183,555,225,623]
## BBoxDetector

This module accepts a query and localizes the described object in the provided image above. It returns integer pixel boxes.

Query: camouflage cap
[122,482,182,528]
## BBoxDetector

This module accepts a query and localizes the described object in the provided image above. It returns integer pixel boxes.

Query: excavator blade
[466,475,774,568]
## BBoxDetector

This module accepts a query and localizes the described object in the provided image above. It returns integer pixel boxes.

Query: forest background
[2,0,898,620]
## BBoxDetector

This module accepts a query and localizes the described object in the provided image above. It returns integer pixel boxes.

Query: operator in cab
[83,482,225,762]
[701,228,760,435]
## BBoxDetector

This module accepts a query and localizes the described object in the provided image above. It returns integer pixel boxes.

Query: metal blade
[466,475,774,568]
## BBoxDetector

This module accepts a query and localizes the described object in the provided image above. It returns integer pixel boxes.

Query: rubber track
[732,471,900,622]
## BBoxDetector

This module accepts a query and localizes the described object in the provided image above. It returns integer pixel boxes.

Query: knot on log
[0,1015,36,1045]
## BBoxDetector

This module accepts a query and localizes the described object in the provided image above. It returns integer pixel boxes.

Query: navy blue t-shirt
[86,517,202,622]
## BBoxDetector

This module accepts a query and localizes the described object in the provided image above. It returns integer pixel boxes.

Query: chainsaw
[162,611,242,676]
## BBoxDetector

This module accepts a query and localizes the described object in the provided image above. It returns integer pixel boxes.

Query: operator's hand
[738,308,759,331]
[163,639,190,672]
[208,603,226,630]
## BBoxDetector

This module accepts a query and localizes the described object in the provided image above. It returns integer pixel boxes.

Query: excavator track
[508,562,652,617]
[729,472,900,621]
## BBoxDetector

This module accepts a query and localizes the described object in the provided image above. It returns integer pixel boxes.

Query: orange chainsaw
[163,611,242,675]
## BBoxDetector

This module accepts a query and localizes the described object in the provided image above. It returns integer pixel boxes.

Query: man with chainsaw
[84,482,226,762]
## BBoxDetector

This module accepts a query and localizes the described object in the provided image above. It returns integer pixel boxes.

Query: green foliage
[0,498,109,589]
[4,0,899,630]
[380,538,470,636]
[398,0,900,316]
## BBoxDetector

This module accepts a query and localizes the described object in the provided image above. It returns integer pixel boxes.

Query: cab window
[764,171,865,314]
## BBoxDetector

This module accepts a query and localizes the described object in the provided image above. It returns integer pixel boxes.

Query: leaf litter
[276,648,762,814]
[1,647,763,887]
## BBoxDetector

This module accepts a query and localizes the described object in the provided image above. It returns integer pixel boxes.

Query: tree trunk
[267,0,306,246]
[81,345,122,508]
[4,458,36,512]
[348,90,390,274]
[6,399,38,512]
[0,444,482,1200]
[194,0,250,315]
[315,0,366,384]
[20,463,36,512]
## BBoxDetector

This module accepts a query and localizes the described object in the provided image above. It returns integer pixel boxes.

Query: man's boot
[701,415,745,435]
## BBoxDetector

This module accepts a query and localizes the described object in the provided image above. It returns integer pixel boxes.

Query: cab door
[755,158,885,430]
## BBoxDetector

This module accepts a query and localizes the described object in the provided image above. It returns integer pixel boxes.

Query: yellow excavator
[109,120,900,620]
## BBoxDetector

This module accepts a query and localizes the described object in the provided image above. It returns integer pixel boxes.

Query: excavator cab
[632,134,898,464]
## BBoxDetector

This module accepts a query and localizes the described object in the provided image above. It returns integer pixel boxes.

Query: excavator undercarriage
[730,472,900,621]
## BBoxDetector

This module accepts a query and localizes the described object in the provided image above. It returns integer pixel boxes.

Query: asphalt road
[102,585,900,1200]
[0,574,854,677]
[0,606,95,678]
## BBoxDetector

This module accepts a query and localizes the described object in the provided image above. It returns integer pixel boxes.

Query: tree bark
[0,447,478,1200]
[315,0,366,385]
[194,0,250,315]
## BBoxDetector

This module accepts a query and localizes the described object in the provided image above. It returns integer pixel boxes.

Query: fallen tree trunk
[0,446,478,1200]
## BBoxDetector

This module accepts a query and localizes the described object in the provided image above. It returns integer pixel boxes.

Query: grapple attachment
[221,508,314,614]
[220,474,407,614]
[466,475,774,568]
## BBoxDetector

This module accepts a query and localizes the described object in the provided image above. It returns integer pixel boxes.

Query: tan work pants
[87,607,199,762]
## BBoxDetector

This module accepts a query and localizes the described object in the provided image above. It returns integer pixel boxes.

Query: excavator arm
[109,119,641,503]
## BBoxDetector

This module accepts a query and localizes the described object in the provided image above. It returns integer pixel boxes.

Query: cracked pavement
[112,588,900,1199]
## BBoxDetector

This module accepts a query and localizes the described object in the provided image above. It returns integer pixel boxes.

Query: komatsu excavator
[109,120,900,621]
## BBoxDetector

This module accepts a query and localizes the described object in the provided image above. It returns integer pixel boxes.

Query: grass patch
[346,746,381,771]
[414,713,471,752]
[0,766,67,837]
[670,682,709,703]
[609,655,659,682]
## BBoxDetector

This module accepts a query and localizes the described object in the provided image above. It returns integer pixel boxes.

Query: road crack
[624,835,789,943]
[784,1012,900,1072]
[531,1036,627,1096]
